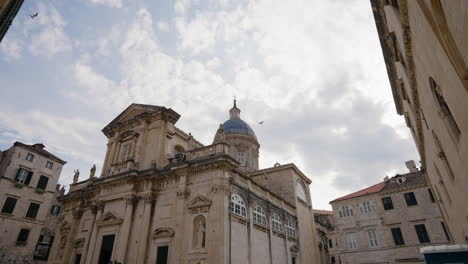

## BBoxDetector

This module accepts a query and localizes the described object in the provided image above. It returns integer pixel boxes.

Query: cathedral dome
[213,100,257,142]
[223,118,257,139]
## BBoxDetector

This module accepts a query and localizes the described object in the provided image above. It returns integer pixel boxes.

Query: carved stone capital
[140,193,155,204]
[176,188,191,199]
[124,194,137,205]
[90,201,104,214]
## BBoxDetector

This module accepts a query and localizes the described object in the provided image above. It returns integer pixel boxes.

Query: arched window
[286,221,296,237]
[296,181,307,202]
[253,205,267,226]
[230,194,246,217]
[271,213,284,232]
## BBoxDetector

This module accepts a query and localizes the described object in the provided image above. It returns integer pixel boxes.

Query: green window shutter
[24,171,33,185]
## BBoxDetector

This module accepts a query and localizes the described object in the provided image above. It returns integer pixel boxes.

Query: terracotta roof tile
[330,181,386,203]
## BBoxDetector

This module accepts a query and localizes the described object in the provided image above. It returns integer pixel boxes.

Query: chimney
[33,143,45,149]
[384,176,389,182]
[405,160,418,172]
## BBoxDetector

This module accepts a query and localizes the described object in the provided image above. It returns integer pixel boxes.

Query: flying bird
[258,121,264,125]
[30,13,38,19]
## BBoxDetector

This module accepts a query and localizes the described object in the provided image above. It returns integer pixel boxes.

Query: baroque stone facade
[329,162,451,264]
[371,0,468,244]
[0,142,66,263]
[48,103,320,264]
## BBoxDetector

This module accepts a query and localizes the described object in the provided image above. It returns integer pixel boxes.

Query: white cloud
[29,2,71,57]
[88,0,123,8]
[157,21,169,32]
[0,39,24,60]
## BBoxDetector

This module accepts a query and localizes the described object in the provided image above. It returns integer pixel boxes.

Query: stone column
[115,195,136,263]
[62,208,83,263]
[81,203,101,264]
[85,203,104,264]
[137,194,154,264]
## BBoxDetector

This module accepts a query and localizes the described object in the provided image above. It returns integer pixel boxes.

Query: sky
[0,0,420,209]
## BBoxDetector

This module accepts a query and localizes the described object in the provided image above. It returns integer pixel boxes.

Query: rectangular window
[98,234,115,264]
[156,246,169,264]
[382,197,394,210]
[367,230,379,248]
[45,161,53,169]
[15,168,33,185]
[360,201,375,214]
[16,229,30,244]
[427,188,435,203]
[120,143,132,162]
[26,153,34,161]
[26,202,40,218]
[391,227,405,246]
[328,239,333,248]
[404,192,418,206]
[441,222,451,241]
[36,176,49,190]
[237,151,245,165]
[346,233,357,249]
[50,205,61,216]
[339,205,353,217]
[415,224,431,243]
[1,197,18,214]
[74,254,82,264]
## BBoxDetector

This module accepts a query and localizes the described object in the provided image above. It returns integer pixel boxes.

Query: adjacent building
[0,141,66,263]
[329,161,452,264]
[314,209,334,264]
[48,102,320,264]
[0,0,24,43]
[371,0,468,244]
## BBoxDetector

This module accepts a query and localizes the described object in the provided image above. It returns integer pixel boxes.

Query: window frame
[381,197,394,210]
[286,221,296,238]
[404,192,418,206]
[271,213,284,233]
[339,205,353,217]
[253,205,267,226]
[16,228,30,245]
[1,197,18,214]
[229,194,247,217]
[45,161,54,169]
[414,224,431,243]
[367,230,379,248]
[36,175,49,191]
[26,202,40,219]
[237,151,245,165]
[391,227,405,246]
[346,232,357,249]
[25,153,34,162]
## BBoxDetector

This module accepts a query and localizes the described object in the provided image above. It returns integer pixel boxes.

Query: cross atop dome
[230,99,241,119]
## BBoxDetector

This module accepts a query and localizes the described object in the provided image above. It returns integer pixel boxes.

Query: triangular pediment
[96,211,123,226]
[103,104,165,131]
[188,195,212,209]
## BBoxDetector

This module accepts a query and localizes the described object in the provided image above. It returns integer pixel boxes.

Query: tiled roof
[330,181,386,203]
[381,171,427,193]
[330,170,426,203]
[14,142,66,164]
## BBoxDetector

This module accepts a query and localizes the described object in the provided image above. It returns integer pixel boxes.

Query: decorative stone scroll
[73,238,85,248]
[153,227,175,239]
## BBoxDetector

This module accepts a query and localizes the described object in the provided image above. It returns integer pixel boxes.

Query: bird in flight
[30,12,38,19]
[258,121,264,125]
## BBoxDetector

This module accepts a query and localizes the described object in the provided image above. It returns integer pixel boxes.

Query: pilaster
[115,195,137,263]
[137,193,155,264]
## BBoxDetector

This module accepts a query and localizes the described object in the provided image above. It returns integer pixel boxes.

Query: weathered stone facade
[48,103,320,264]
[371,0,468,244]
[314,210,334,264]
[0,142,66,263]
[329,162,451,264]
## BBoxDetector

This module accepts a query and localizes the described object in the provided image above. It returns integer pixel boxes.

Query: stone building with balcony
[329,161,452,264]
[371,0,468,244]
[0,141,66,263]
[48,102,320,264]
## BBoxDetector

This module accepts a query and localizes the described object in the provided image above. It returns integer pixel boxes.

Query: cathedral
[49,102,320,264]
